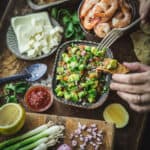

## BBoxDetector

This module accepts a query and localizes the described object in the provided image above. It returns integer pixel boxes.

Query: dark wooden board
[0,112,115,150]
[0,0,147,150]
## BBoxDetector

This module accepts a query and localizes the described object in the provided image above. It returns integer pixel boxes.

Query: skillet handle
[0,73,31,84]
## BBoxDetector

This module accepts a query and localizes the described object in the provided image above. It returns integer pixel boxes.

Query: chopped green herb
[0,81,30,105]
[50,8,85,40]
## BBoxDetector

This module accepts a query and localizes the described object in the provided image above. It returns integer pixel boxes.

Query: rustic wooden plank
[0,112,115,150]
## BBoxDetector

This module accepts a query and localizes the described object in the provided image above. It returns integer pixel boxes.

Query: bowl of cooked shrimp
[78,0,138,39]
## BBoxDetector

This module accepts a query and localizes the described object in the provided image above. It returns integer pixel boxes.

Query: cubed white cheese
[42,47,49,54]
[35,34,42,41]
[11,12,63,57]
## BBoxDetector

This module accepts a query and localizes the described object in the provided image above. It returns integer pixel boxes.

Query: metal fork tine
[104,19,140,48]
[98,30,117,49]
[104,31,122,48]
[99,30,122,49]
[97,17,141,50]
[102,30,121,48]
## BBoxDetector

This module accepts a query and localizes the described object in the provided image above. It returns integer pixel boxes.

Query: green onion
[0,122,52,149]
[33,135,64,150]
[33,140,56,150]
[19,137,48,150]
[33,143,48,150]
[4,125,64,150]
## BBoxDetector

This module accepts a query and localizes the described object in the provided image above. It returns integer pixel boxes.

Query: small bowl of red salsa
[24,85,53,112]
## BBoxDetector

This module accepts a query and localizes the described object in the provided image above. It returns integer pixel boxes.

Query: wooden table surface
[0,0,150,150]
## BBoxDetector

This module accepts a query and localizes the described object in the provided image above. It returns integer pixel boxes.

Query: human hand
[110,62,150,113]
[139,0,150,24]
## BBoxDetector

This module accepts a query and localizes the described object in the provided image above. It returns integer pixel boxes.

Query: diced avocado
[62,53,70,63]
[106,59,118,70]
[71,47,78,54]
[92,80,99,88]
[56,75,63,80]
[68,82,75,88]
[87,95,96,103]
[91,47,98,56]
[55,85,62,93]
[78,64,86,71]
[59,80,67,87]
[80,82,87,88]
[70,56,77,62]
[101,47,107,51]
[57,91,64,97]
[70,92,78,102]
[76,51,81,56]
[87,89,97,103]
[78,91,87,98]
[69,86,78,91]
[69,61,78,69]
[94,48,107,57]
[88,89,97,96]
[64,92,71,100]
[85,46,91,51]
[86,80,95,86]
[97,51,105,57]
[68,74,80,82]
[57,67,64,74]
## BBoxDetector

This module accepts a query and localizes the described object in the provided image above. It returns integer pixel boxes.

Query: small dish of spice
[24,85,53,112]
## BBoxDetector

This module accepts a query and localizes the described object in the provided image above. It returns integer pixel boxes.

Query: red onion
[57,144,72,150]
[71,140,77,147]
[69,122,104,149]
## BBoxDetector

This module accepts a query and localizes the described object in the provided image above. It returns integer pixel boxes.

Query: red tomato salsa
[25,86,53,112]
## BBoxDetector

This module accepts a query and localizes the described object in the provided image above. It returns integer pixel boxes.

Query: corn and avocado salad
[55,44,109,105]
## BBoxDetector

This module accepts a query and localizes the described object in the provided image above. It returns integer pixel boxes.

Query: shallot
[57,144,72,150]
[70,122,104,149]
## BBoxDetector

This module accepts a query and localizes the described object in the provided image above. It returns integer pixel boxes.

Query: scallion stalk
[33,139,58,150]
[0,122,53,149]
[4,125,64,150]
[33,143,48,150]
[19,137,48,150]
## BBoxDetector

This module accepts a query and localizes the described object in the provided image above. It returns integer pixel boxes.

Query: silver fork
[97,18,141,50]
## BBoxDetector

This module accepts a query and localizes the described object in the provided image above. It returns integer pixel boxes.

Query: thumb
[123,62,150,72]
[139,0,150,23]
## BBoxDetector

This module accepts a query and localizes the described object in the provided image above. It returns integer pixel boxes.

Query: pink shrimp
[112,0,131,28]
[82,5,100,30]
[94,0,118,18]
[80,0,99,18]
[93,3,111,23]
[94,22,111,38]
